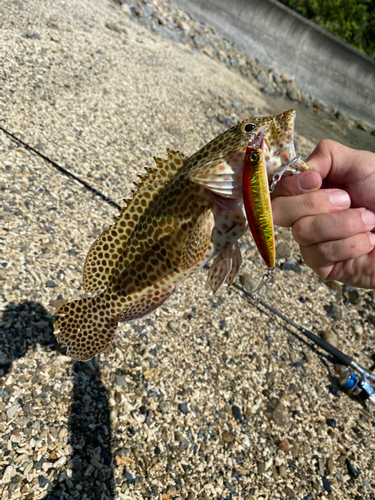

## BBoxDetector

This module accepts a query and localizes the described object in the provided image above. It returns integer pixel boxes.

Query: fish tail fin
[54,295,118,361]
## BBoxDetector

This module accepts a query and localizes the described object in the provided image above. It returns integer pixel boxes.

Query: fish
[54,109,310,361]
[242,131,275,269]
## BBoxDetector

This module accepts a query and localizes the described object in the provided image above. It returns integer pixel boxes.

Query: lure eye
[244,123,256,133]
[248,152,260,163]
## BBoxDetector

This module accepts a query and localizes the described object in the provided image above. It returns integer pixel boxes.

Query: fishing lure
[242,132,275,269]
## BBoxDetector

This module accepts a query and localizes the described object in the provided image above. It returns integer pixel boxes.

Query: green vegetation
[278,0,375,58]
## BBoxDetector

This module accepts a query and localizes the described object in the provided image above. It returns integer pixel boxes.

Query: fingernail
[329,189,350,208]
[297,172,319,192]
[369,232,375,246]
[361,210,375,228]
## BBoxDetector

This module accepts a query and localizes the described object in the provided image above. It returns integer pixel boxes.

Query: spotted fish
[54,109,309,361]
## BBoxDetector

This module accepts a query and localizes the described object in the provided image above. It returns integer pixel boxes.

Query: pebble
[178,403,189,415]
[282,259,301,274]
[326,280,343,298]
[222,431,234,443]
[159,401,170,414]
[179,438,189,451]
[6,404,21,420]
[174,430,183,442]
[54,456,67,467]
[25,29,41,39]
[34,140,45,151]
[121,0,138,15]
[326,418,336,428]
[239,273,258,292]
[257,71,270,87]
[39,475,49,488]
[322,325,338,347]
[279,465,287,477]
[327,456,334,475]
[354,324,363,336]
[276,241,291,260]
[278,439,289,452]
[105,21,128,34]
[283,486,296,498]
[318,457,325,476]
[290,440,299,458]
[322,476,331,493]
[84,464,95,476]
[91,457,103,469]
[302,349,313,363]
[168,321,180,332]
[121,3,132,16]
[115,374,127,386]
[257,461,265,474]
[267,398,290,426]
[3,465,15,483]
[324,304,342,320]
[346,287,361,304]
[167,485,178,495]
[346,458,360,479]
[242,435,250,447]
[231,404,242,421]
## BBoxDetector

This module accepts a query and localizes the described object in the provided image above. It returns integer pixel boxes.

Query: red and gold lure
[242,134,275,269]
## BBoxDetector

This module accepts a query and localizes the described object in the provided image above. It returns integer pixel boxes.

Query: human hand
[271,139,375,288]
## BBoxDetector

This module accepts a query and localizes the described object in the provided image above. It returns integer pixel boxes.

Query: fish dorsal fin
[83,150,188,293]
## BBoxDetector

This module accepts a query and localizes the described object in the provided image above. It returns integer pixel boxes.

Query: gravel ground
[1,0,375,499]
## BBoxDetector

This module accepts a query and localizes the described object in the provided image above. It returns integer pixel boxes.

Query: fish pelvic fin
[208,242,243,293]
[224,241,242,286]
[207,242,232,293]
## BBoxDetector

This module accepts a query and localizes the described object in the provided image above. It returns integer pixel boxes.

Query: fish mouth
[258,109,309,176]
[248,128,264,150]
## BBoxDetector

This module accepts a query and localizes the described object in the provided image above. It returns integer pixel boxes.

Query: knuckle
[292,218,309,242]
[315,240,340,262]
[317,139,335,152]
[303,193,321,212]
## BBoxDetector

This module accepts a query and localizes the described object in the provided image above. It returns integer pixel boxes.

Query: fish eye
[244,123,256,133]
[249,152,259,163]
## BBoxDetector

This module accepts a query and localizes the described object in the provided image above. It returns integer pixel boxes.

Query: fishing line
[0,125,121,210]
[2,125,374,404]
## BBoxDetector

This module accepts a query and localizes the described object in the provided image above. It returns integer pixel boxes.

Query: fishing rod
[232,281,375,405]
[2,125,375,404]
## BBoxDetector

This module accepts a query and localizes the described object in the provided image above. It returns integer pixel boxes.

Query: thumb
[271,169,322,198]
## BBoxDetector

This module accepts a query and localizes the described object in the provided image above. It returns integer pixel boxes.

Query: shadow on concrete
[0,300,115,500]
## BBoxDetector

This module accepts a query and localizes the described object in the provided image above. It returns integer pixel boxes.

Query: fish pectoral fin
[225,241,243,286]
[187,168,241,199]
[180,208,215,271]
[207,242,233,293]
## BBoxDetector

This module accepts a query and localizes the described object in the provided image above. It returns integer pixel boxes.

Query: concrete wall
[174,0,375,127]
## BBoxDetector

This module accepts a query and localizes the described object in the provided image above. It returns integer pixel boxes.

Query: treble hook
[269,155,301,193]
[254,267,275,300]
